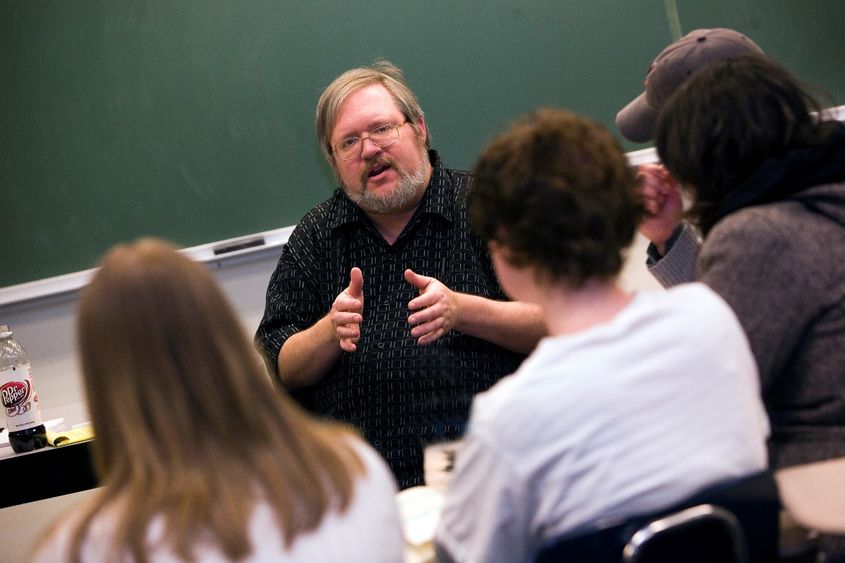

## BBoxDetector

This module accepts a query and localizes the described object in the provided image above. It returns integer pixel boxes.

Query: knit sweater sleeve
[696,206,819,395]
[646,222,701,287]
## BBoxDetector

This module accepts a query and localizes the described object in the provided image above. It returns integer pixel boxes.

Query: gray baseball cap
[616,28,764,143]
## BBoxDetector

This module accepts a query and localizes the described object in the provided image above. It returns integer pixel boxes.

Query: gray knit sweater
[650,182,845,470]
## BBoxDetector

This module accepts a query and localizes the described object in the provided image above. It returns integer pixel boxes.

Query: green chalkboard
[2,0,844,288]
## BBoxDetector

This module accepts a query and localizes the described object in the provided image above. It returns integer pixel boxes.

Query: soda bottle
[0,324,47,453]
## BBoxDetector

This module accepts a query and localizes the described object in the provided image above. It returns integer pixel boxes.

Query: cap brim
[616,92,657,143]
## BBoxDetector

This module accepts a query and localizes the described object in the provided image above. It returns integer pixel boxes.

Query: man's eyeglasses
[332,121,408,161]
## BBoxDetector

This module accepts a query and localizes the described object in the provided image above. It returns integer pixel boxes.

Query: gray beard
[346,147,429,215]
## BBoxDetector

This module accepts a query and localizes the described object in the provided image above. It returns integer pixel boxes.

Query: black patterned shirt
[255,151,525,489]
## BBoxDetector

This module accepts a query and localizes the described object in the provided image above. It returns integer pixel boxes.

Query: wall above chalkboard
[2,0,844,288]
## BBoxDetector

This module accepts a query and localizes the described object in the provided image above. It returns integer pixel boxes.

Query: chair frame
[533,471,780,563]
[622,503,751,563]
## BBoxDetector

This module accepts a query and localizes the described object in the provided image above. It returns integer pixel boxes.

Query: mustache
[359,157,396,185]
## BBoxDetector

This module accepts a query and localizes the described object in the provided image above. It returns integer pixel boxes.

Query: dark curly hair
[469,108,641,288]
[655,53,837,236]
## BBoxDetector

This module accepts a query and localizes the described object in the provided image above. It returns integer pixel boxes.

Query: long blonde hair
[60,238,365,562]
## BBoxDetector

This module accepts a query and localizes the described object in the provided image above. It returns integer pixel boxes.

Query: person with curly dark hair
[434,108,769,563]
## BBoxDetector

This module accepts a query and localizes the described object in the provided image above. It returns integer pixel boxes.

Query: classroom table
[0,439,98,509]
[775,456,845,535]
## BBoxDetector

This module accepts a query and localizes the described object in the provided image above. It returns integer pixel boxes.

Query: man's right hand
[637,163,685,255]
[331,267,364,352]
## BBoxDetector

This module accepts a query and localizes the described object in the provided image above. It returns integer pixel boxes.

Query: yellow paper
[47,425,94,446]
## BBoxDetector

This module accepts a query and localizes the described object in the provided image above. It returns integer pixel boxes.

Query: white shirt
[33,439,405,563]
[435,283,770,563]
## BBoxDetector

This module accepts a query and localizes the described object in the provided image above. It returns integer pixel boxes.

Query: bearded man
[255,60,544,489]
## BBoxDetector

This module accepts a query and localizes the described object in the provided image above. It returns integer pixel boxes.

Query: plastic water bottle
[0,325,47,453]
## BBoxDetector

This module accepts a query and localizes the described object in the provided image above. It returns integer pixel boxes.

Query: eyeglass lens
[334,123,402,160]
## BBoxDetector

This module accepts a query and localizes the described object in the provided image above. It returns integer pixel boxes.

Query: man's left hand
[405,269,458,345]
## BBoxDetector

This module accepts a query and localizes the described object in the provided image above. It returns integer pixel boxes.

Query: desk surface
[775,457,845,534]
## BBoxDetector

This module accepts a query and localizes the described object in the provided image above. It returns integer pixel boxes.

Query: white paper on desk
[396,485,445,546]
[0,417,65,447]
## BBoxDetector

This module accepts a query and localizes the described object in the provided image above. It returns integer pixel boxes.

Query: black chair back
[623,504,749,563]
[533,471,780,563]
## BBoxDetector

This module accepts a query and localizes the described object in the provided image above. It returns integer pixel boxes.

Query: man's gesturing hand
[331,267,364,352]
[405,268,457,345]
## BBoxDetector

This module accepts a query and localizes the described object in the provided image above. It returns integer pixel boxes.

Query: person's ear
[414,116,429,146]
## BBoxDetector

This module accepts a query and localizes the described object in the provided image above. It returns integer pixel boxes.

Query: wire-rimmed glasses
[332,121,408,161]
